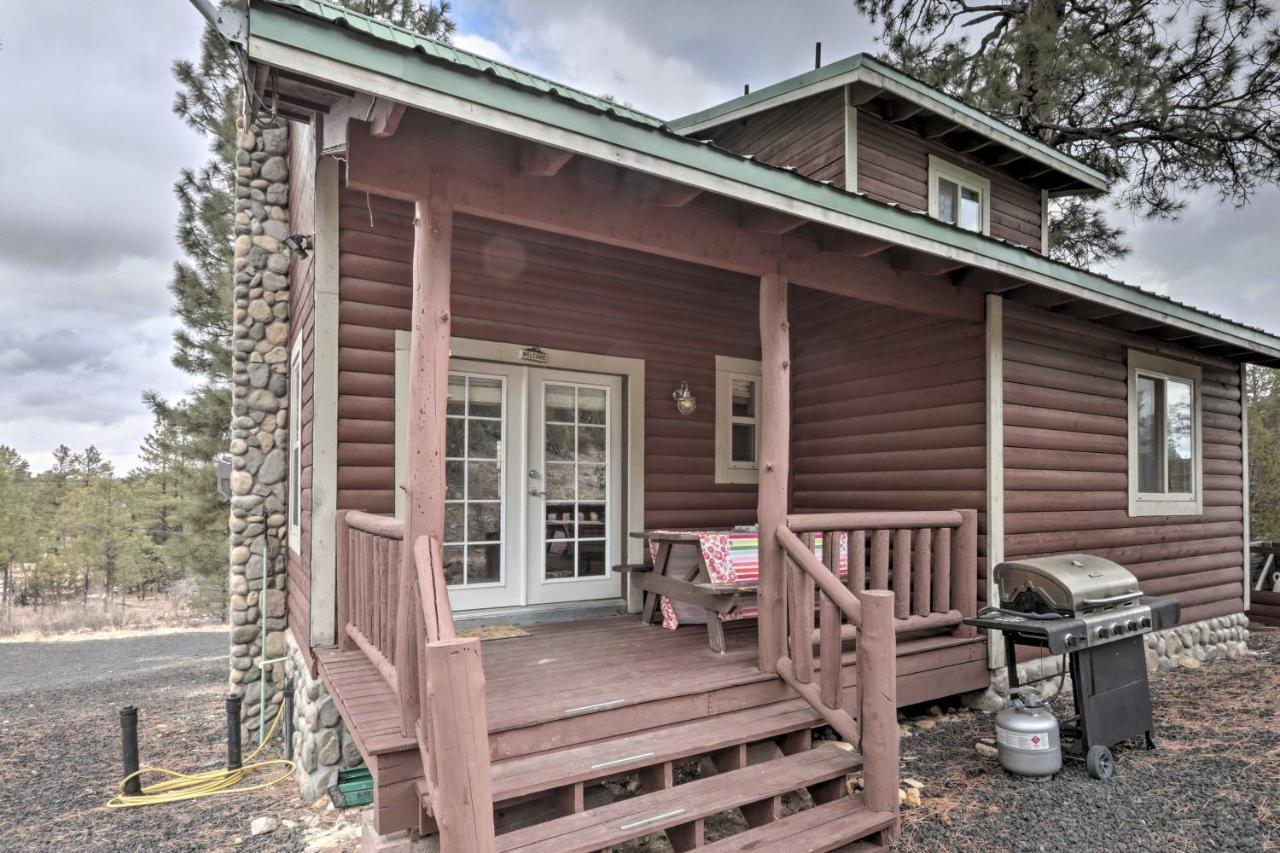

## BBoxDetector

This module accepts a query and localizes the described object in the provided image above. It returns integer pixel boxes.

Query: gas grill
[964,554,1180,779]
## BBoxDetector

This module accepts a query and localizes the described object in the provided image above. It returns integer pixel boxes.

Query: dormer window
[928,156,990,235]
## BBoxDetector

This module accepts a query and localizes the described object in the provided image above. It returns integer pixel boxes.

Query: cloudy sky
[1,0,1276,473]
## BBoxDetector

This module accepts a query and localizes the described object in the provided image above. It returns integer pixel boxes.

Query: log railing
[336,510,406,693]
[336,510,495,850]
[773,509,978,825]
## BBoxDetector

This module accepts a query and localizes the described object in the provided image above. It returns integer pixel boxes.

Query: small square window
[715,356,762,484]
[1128,351,1202,517]
[928,156,990,235]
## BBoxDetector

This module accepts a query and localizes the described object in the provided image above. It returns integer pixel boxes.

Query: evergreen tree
[1248,366,1280,542]
[155,1,456,593]
[852,0,1280,266]
[0,447,35,606]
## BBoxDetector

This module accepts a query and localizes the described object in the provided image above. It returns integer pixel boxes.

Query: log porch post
[395,189,454,735]
[757,273,790,673]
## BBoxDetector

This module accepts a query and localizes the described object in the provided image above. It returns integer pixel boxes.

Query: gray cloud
[1,0,1275,475]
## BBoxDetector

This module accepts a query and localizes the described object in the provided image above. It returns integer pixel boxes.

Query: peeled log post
[757,273,790,673]
[336,511,354,653]
[425,638,496,853]
[952,509,978,637]
[857,589,899,834]
[399,193,453,736]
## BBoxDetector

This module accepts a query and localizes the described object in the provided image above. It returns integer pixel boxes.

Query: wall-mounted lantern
[672,381,697,416]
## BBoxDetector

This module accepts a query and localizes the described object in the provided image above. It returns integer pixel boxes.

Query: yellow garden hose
[107,704,296,808]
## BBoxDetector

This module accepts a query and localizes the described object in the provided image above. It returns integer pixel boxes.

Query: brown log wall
[287,120,317,649]
[335,188,761,528]
[856,109,1043,252]
[702,90,846,188]
[1002,302,1246,625]
[789,285,988,582]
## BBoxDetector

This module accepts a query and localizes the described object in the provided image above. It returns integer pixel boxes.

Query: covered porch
[317,108,996,848]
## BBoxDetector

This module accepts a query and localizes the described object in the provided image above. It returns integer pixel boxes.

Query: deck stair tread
[494,741,863,853]
[700,797,896,852]
[490,698,822,801]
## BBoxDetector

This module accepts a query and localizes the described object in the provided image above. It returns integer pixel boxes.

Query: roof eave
[245,5,1280,365]
[670,56,1109,195]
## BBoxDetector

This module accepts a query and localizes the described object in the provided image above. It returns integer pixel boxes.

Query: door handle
[529,487,546,497]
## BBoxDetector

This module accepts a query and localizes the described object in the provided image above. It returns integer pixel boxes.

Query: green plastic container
[328,764,373,808]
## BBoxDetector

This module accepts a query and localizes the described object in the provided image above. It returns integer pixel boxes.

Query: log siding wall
[1001,302,1246,625]
[789,286,989,582]
[702,90,846,188]
[335,188,762,528]
[287,121,317,648]
[855,109,1043,252]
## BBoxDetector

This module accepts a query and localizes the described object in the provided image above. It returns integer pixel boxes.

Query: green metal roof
[246,0,1280,363]
[670,53,1108,193]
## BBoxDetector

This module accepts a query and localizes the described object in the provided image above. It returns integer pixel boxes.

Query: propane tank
[995,687,1062,777]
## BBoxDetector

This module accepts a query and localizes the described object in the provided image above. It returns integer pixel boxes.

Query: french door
[440,360,623,611]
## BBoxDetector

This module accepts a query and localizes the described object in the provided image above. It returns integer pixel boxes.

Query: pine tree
[155,1,455,597]
[0,447,35,606]
[852,0,1280,266]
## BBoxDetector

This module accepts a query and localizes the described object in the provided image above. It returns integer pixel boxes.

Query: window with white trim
[715,356,762,484]
[1128,351,1202,517]
[928,155,991,235]
[287,338,303,553]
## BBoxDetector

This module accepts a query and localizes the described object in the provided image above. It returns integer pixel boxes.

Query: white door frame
[396,334,646,611]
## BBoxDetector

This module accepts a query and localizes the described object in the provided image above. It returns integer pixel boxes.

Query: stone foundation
[286,631,362,802]
[963,612,1250,711]
[227,114,293,736]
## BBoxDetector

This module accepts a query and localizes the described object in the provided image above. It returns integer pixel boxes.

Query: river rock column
[227,115,292,739]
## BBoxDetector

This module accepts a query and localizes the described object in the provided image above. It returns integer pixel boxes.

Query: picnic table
[616,529,844,653]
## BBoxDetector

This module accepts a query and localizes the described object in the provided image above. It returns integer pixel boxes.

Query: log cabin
[210,1,1280,850]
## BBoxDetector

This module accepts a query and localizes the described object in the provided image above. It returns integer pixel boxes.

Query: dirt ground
[896,624,1280,852]
[0,630,357,852]
[1,625,1275,851]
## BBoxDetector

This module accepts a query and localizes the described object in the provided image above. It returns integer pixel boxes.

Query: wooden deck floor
[316,616,988,834]
[318,616,988,756]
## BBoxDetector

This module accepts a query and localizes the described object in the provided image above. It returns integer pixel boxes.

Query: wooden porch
[326,509,985,849]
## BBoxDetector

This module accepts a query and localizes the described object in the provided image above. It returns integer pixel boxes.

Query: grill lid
[994,554,1141,615]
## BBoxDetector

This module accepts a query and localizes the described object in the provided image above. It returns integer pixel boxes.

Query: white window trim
[715,355,763,485]
[287,336,304,553]
[1127,350,1203,517]
[927,155,992,236]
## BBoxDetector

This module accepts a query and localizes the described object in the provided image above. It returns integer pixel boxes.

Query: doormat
[457,624,531,640]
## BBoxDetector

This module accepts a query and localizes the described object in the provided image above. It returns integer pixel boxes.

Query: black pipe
[815,41,823,69]
[282,682,295,760]
[226,694,243,770]
[119,706,142,796]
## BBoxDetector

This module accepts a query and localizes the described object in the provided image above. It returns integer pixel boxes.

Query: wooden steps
[490,698,822,803]
[700,797,896,852]
[494,741,866,853]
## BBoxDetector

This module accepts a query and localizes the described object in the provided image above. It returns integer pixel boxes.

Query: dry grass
[0,594,218,641]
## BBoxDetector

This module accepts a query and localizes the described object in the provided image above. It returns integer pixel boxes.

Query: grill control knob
[1140,616,1152,628]
[1097,626,1110,639]
[1126,620,1139,633]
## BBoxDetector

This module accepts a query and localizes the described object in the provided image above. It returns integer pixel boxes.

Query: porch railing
[773,508,978,827]
[336,510,496,851]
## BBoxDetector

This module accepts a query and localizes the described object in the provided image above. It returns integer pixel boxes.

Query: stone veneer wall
[286,631,361,802]
[966,613,1251,710]
[227,115,293,737]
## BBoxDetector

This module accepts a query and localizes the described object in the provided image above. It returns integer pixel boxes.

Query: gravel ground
[897,625,1280,853]
[0,630,354,853]
[1,625,1275,851]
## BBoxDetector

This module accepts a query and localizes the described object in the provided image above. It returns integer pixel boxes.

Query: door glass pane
[732,423,756,463]
[542,381,610,580]
[958,186,982,232]
[444,373,505,587]
[1137,375,1162,493]
[937,179,958,224]
[1166,379,1194,493]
